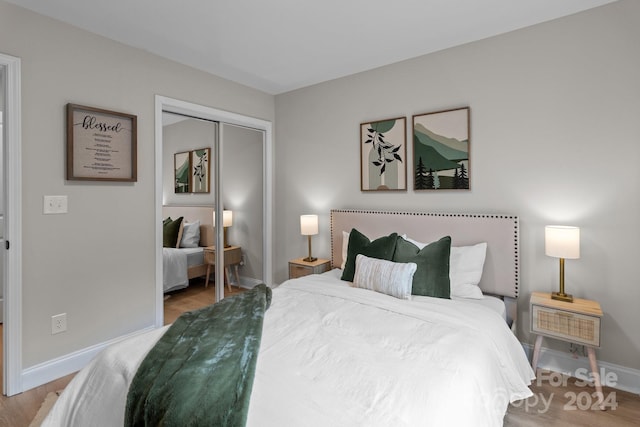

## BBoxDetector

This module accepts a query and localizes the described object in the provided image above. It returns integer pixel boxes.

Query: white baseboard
[238,276,264,289]
[21,326,156,392]
[522,342,640,395]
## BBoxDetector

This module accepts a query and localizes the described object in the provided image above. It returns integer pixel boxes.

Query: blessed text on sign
[67,104,137,181]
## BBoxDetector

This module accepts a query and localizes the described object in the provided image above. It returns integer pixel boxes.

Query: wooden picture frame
[360,117,407,191]
[174,151,191,193]
[412,107,470,190]
[66,103,137,181]
[190,147,210,193]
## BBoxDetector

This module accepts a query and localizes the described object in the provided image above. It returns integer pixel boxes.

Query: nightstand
[530,291,604,407]
[288,257,330,279]
[204,246,242,290]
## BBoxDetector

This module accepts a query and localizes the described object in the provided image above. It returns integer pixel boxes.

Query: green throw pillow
[163,216,183,248]
[341,228,398,282]
[393,236,451,298]
[163,216,172,226]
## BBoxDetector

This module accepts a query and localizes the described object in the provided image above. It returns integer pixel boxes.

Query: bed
[162,205,214,292]
[43,209,534,427]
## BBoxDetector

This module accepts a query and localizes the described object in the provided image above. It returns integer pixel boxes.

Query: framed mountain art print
[413,107,470,190]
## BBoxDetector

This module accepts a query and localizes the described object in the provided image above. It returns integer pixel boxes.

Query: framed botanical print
[413,107,470,190]
[190,147,210,193]
[360,117,407,191]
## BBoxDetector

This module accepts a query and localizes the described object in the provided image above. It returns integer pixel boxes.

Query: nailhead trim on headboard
[330,209,520,298]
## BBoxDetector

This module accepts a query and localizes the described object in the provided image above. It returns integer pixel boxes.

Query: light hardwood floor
[1,281,639,426]
[0,278,243,427]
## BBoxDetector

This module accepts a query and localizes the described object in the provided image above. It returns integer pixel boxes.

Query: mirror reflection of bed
[162,205,246,324]
[161,114,265,323]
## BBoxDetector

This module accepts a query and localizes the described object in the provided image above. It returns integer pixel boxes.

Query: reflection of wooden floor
[163,277,246,325]
[0,278,246,427]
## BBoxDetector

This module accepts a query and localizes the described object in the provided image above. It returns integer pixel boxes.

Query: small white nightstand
[288,257,330,279]
[530,291,604,406]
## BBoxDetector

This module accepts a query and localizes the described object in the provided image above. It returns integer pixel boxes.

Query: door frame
[1,52,23,396]
[154,96,273,326]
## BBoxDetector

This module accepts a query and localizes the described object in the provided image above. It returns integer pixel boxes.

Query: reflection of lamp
[545,225,580,303]
[213,210,233,247]
[300,214,318,262]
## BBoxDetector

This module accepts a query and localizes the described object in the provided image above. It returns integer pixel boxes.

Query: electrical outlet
[51,313,67,335]
[43,195,68,214]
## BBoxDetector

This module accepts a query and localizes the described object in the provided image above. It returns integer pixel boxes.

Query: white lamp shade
[545,225,580,259]
[212,210,233,227]
[300,214,318,236]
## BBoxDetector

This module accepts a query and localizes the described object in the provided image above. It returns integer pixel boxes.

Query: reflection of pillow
[341,228,398,282]
[353,254,416,299]
[404,237,486,299]
[393,236,451,298]
[180,220,201,248]
[163,216,183,248]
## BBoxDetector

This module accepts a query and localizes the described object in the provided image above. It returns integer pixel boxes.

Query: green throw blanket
[125,284,272,427]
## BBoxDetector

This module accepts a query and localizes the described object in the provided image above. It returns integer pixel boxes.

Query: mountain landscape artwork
[413,107,469,190]
[360,117,407,191]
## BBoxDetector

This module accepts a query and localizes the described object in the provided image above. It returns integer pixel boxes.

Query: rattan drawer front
[532,304,600,347]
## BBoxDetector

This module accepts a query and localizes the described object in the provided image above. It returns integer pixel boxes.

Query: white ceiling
[7,0,616,94]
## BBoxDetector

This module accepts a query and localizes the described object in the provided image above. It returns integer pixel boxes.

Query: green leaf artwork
[361,117,406,191]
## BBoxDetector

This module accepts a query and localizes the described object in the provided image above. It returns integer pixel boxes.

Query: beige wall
[0,0,274,368]
[274,0,640,370]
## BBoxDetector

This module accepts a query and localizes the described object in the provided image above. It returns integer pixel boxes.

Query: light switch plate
[43,195,68,214]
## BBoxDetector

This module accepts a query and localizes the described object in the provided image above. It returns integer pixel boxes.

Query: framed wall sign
[66,103,137,181]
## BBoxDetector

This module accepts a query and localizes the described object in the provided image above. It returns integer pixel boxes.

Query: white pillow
[403,237,486,299]
[179,220,201,248]
[449,242,487,299]
[341,231,350,269]
[352,254,416,299]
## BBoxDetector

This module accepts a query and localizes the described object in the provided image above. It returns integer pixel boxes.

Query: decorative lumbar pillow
[163,216,184,248]
[393,236,451,298]
[353,254,416,299]
[180,220,201,248]
[341,228,398,282]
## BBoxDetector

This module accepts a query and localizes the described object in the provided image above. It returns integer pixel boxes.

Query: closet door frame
[154,96,273,326]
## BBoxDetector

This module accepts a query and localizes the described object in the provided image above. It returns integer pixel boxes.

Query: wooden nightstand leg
[587,347,605,410]
[233,264,240,285]
[224,266,232,291]
[531,335,543,374]
[205,264,212,288]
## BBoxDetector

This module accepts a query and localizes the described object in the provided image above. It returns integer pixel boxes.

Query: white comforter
[44,270,534,427]
[162,247,188,293]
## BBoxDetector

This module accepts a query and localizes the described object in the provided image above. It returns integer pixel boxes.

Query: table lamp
[213,210,233,247]
[545,225,580,302]
[300,214,318,262]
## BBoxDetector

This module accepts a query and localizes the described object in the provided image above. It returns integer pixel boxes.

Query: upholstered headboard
[162,205,214,247]
[330,209,519,299]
